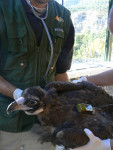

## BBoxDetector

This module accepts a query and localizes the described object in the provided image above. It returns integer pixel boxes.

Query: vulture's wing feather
[7,81,113,149]
[39,81,113,148]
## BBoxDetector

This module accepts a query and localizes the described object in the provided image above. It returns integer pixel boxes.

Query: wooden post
[109,33,113,61]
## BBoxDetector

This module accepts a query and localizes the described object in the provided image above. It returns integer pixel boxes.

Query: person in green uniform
[0,0,74,149]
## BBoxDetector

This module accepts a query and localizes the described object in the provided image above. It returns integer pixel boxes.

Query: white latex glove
[70,128,111,150]
[13,88,23,100]
[72,76,87,83]
[56,145,65,150]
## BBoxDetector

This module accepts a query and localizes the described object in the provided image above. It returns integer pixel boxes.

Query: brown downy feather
[23,81,113,149]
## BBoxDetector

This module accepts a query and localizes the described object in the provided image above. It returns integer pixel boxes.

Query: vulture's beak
[7,100,20,114]
[6,97,32,114]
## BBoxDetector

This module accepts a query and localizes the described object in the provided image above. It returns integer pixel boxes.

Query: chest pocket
[7,28,27,54]
[49,28,64,53]
[50,28,64,41]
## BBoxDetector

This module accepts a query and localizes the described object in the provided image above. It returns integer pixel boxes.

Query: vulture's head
[7,86,48,115]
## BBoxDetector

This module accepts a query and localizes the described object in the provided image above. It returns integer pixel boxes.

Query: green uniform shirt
[0,0,71,132]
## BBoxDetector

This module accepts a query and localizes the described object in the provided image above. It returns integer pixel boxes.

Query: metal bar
[109,33,112,61]
[62,0,64,5]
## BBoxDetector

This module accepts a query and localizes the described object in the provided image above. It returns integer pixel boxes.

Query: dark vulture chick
[7,81,113,149]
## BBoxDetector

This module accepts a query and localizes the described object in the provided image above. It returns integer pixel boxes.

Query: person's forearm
[0,76,16,99]
[55,72,70,82]
[108,6,113,34]
[87,69,113,86]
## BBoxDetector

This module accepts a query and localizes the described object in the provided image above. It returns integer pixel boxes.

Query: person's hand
[72,76,87,83]
[13,88,23,100]
[70,128,111,150]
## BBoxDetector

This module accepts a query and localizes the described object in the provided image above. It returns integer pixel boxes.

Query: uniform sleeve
[56,19,75,74]
[0,43,1,72]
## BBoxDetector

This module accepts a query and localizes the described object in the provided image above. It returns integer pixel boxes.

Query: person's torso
[0,0,71,132]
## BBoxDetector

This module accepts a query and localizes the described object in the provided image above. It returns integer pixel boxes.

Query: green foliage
[69,0,109,61]
[68,0,108,13]
[73,29,106,59]
[58,0,109,61]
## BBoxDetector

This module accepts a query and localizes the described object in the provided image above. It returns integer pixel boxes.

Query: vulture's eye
[27,100,38,107]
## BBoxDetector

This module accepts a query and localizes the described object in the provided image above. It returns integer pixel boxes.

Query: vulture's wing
[7,81,113,149]
[41,81,113,149]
